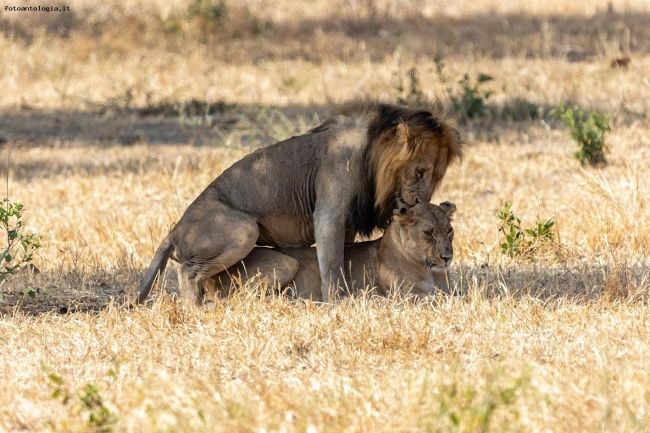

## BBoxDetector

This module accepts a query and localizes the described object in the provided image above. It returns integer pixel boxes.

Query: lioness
[210,202,457,300]
[138,100,462,304]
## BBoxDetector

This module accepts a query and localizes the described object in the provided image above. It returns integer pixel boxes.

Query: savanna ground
[1,0,650,431]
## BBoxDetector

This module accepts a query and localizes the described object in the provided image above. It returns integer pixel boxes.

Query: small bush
[498,202,555,258]
[19,286,49,298]
[501,98,542,122]
[48,371,118,432]
[79,383,118,431]
[450,73,493,123]
[549,105,612,167]
[0,199,41,280]
[432,55,494,123]
[433,371,529,431]
[186,0,228,23]
[396,67,424,106]
[185,0,229,41]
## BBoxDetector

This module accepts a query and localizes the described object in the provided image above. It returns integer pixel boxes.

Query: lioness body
[211,202,456,300]
[138,100,462,304]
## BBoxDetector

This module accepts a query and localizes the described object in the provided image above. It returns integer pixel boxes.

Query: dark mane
[312,99,457,238]
[367,103,445,142]
[349,145,381,237]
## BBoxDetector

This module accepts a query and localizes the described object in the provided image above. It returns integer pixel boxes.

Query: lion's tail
[136,236,174,304]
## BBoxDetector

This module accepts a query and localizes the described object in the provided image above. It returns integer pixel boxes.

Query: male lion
[137,100,462,304]
[210,201,457,300]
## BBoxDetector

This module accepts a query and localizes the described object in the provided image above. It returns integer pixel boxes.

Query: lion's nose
[441,254,452,266]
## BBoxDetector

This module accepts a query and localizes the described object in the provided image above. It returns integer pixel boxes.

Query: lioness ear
[393,206,417,226]
[393,203,409,216]
[438,201,457,218]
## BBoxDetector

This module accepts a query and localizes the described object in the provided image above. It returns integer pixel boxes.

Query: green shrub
[0,199,41,280]
[549,105,612,167]
[396,67,424,106]
[498,202,555,258]
[450,73,493,123]
[186,0,228,23]
[48,371,118,432]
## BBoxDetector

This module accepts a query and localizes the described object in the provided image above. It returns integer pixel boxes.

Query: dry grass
[4,291,650,432]
[2,0,650,109]
[1,0,650,431]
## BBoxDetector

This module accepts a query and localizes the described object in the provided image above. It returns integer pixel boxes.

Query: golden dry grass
[4,292,650,432]
[1,0,650,431]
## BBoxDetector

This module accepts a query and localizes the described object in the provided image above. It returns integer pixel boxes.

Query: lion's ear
[451,128,461,143]
[396,123,409,146]
[438,201,457,218]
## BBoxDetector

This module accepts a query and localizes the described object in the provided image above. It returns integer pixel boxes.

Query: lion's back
[204,132,324,210]
[203,127,350,247]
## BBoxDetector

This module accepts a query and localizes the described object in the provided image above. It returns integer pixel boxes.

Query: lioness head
[393,201,456,272]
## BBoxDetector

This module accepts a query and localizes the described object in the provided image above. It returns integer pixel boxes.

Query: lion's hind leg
[176,209,260,306]
[177,263,204,305]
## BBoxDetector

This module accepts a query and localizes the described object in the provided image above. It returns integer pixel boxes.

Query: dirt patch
[0,268,139,316]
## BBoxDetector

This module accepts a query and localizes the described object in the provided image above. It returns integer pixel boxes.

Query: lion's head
[392,201,456,272]
[340,100,462,236]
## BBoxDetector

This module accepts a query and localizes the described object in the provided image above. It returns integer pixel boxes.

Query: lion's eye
[425,232,437,241]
